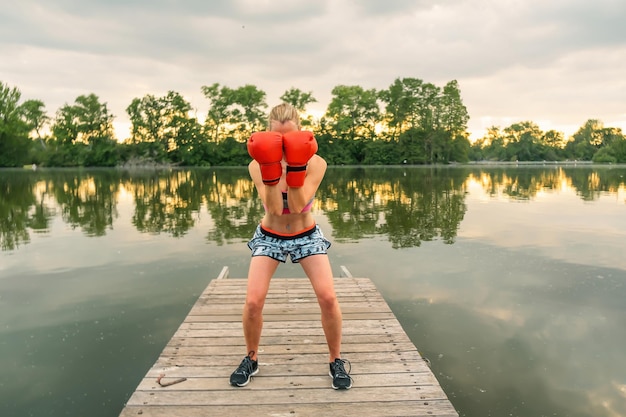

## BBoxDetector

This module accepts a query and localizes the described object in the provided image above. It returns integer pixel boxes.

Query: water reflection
[473,166,626,201]
[320,167,469,247]
[2,166,625,252]
[1,166,626,417]
[387,241,626,417]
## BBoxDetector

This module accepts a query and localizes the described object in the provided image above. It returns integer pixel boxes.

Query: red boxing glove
[247,131,284,185]
[283,131,318,187]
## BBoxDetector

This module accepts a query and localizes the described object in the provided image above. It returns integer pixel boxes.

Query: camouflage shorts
[247,224,331,263]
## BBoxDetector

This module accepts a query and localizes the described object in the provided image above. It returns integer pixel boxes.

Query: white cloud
[1,0,625,141]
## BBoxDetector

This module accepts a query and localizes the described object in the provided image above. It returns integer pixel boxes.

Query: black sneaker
[230,353,259,387]
[329,358,353,390]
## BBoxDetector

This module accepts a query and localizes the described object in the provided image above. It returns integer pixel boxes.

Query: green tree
[592,127,626,163]
[325,85,381,143]
[52,104,81,146]
[52,94,115,145]
[160,91,195,157]
[398,128,428,164]
[280,87,317,127]
[127,94,161,144]
[540,130,566,160]
[280,87,317,113]
[414,82,441,162]
[503,122,543,161]
[449,135,471,162]
[201,83,267,142]
[379,77,424,141]
[201,83,235,142]
[438,80,469,136]
[474,126,507,161]
[171,119,211,166]
[473,123,560,162]
[0,82,32,166]
[49,94,116,166]
[379,78,470,164]
[414,82,440,131]
[542,129,566,149]
[126,91,198,163]
[232,84,267,139]
[19,99,49,148]
[52,93,114,145]
[565,119,610,161]
[607,135,626,163]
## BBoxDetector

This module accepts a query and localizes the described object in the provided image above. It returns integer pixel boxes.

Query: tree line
[1,79,625,168]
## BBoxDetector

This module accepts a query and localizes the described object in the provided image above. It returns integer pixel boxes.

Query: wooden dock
[119,267,459,417]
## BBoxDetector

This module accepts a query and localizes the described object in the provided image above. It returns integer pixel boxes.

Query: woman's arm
[249,161,284,216]
[286,155,326,213]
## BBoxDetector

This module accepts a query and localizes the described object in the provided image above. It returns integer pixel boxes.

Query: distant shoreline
[6,160,626,171]
[466,160,593,165]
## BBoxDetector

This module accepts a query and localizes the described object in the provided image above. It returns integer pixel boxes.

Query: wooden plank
[152,350,427,367]
[160,341,420,356]
[119,401,458,417]
[184,312,397,322]
[166,334,414,347]
[173,322,409,338]
[190,300,393,312]
[118,275,459,417]
[143,360,433,378]
[175,318,408,333]
[340,265,354,278]
[215,265,230,280]
[135,371,441,390]
[126,385,449,406]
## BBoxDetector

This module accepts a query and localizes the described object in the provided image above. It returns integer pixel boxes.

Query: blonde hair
[268,103,301,130]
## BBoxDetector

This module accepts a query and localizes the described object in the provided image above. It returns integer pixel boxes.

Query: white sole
[232,368,259,387]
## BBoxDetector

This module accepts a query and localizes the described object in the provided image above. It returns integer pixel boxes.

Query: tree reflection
[320,167,468,247]
[51,170,120,236]
[468,166,626,202]
[383,169,468,247]
[203,169,263,245]
[127,170,202,237]
[319,167,380,241]
[1,166,625,251]
[473,168,551,200]
[565,167,626,200]
[0,171,36,250]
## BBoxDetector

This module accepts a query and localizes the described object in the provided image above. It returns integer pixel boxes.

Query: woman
[229,103,352,390]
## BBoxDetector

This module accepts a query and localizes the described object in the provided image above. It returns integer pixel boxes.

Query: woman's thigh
[246,255,279,303]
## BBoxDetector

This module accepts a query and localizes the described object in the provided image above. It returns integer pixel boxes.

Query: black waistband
[259,224,316,240]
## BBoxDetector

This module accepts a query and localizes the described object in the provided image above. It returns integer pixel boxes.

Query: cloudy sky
[2,0,625,140]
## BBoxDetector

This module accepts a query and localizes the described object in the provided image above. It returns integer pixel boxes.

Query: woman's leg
[299,254,342,362]
[243,255,279,361]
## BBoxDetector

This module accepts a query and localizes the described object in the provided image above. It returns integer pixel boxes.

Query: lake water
[1,165,625,417]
